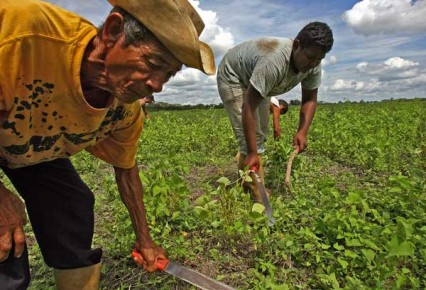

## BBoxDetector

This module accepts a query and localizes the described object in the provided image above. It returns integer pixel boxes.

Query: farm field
[7,99,425,289]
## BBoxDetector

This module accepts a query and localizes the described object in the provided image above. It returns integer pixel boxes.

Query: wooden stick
[285,147,299,196]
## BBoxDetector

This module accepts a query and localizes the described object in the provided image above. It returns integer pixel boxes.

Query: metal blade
[251,171,276,226]
[165,261,235,290]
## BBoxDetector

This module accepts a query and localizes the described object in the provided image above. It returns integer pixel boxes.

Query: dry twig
[284,147,299,196]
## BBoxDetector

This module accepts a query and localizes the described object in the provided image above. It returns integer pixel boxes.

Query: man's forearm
[298,101,316,134]
[297,89,318,135]
[242,101,258,154]
[272,108,281,137]
[242,84,264,154]
[114,164,154,246]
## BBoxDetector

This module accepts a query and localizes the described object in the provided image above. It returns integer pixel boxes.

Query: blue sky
[47,0,426,104]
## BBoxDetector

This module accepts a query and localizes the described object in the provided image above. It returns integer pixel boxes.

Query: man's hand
[293,132,308,152]
[132,241,167,272]
[294,88,317,153]
[0,188,27,262]
[273,129,281,140]
[244,152,260,170]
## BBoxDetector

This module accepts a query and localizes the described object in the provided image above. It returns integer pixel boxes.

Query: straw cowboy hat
[107,0,216,75]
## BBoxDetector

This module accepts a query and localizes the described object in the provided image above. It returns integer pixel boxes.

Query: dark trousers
[0,245,30,290]
[0,158,102,289]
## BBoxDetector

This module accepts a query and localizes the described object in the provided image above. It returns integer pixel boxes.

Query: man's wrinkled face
[291,43,326,73]
[102,35,182,104]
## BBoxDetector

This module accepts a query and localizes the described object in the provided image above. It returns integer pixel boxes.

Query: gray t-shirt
[217,37,321,98]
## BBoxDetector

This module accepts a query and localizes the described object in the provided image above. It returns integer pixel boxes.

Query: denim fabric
[217,76,269,155]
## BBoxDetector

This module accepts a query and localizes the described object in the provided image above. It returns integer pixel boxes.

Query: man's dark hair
[278,99,289,115]
[98,7,151,46]
[295,22,334,53]
[146,95,155,102]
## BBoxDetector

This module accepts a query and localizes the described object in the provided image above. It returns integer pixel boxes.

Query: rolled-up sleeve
[86,106,144,169]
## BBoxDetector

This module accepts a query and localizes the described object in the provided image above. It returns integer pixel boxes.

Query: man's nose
[146,72,166,93]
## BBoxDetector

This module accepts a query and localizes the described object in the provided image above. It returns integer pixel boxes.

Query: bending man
[0,0,215,289]
[217,22,333,201]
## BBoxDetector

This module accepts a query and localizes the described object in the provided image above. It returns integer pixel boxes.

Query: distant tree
[290,99,301,106]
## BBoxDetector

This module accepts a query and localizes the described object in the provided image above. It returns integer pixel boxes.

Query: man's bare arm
[114,163,166,272]
[294,88,318,151]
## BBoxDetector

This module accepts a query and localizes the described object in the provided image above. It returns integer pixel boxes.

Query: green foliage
[20,99,425,289]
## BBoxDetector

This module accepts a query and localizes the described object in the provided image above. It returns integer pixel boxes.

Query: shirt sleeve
[86,105,143,169]
[301,64,322,90]
[249,58,282,98]
[0,45,16,111]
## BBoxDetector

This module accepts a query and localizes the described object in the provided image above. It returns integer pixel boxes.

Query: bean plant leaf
[387,236,415,257]
[252,203,265,214]
[361,249,375,262]
[217,176,231,185]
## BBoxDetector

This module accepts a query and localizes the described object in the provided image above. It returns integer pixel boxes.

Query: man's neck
[80,37,112,108]
[289,54,299,74]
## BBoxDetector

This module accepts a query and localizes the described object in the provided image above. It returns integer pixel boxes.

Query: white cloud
[343,0,426,36]
[43,0,426,103]
[328,55,426,101]
[156,69,220,105]
[150,1,237,104]
[189,1,235,59]
[330,79,382,92]
[384,57,419,68]
[322,55,338,66]
[356,56,421,81]
[356,62,369,71]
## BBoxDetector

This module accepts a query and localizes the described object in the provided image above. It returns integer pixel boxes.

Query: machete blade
[250,169,276,226]
[131,250,235,290]
[164,261,235,290]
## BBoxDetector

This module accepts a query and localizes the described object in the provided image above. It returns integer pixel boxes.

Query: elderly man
[217,22,333,201]
[0,0,215,289]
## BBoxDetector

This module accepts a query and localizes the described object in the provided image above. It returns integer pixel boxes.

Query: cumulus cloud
[45,0,425,103]
[322,55,338,66]
[330,79,382,92]
[329,56,426,101]
[343,0,426,36]
[156,69,220,105]
[189,1,235,59]
[152,1,237,104]
[356,57,421,81]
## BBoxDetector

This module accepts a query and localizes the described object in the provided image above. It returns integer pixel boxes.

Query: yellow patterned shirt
[0,0,143,169]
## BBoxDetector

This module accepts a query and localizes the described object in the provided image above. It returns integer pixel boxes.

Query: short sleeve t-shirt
[217,37,321,98]
[0,0,143,169]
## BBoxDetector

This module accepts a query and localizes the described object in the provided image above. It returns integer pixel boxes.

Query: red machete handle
[131,249,170,271]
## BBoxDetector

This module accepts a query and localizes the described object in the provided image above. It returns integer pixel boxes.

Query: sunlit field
[6,98,424,289]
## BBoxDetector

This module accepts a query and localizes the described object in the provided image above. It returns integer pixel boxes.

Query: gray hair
[98,6,151,46]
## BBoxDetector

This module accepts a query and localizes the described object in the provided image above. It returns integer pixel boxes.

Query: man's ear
[102,13,125,48]
[292,39,300,50]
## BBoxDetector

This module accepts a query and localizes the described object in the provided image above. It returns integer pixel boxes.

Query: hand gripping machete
[131,250,235,290]
[250,166,276,226]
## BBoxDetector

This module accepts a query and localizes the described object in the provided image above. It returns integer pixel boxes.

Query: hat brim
[107,0,216,75]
